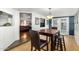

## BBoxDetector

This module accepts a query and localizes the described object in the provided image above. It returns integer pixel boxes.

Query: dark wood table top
[38,29,59,36]
[38,29,59,51]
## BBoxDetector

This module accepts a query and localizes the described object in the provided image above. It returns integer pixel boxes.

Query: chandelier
[47,8,53,19]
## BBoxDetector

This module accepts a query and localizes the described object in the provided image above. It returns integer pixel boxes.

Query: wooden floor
[65,35,79,51]
[8,31,79,51]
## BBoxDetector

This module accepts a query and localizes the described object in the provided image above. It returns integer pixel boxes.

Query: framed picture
[40,18,45,27]
[35,17,39,25]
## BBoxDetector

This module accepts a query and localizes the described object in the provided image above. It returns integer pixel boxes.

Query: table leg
[51,35,55,51]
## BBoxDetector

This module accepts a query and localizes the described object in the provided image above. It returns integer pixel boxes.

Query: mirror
[0,11,12,26]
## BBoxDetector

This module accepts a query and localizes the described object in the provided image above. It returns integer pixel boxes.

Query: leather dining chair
[29,30,49,51]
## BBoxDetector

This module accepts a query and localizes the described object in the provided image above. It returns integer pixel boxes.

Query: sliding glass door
[52,17,69,35]
[60,17,69,35]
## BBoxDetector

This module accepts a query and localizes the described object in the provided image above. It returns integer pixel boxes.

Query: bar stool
[54,32,66,51]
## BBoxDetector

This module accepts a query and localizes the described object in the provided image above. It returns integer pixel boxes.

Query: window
[53,19,57,27]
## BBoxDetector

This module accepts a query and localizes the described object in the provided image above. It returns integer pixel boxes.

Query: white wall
[32,12,43,30]
[0,8,20,50]
[19,10,48,30]
[32,12,48,30]
[75,10,79,46]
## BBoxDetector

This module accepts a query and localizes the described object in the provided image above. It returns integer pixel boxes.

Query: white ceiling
[16,8,78,17]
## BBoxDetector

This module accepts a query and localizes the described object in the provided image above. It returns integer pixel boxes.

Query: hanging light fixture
[47,8,53,19]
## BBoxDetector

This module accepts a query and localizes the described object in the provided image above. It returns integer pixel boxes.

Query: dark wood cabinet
[20,26,31,32]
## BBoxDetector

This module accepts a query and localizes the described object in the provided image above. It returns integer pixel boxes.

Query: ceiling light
[47,8,53,19]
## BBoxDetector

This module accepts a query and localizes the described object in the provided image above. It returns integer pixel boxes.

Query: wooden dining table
[38,29,59,51]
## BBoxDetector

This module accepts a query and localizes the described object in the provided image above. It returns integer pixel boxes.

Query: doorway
[20,13,32,42]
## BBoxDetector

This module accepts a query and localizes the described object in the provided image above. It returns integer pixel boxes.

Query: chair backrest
[52,27,57,29]
[29,30,40,49]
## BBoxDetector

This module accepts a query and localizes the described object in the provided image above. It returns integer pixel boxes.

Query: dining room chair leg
[54,36,57,50]
[62,36,66,51]
[38,48,41,51]
[59,38,63,51]
[47,43,48,51]
[31,46,33,51]
[57,41,59,50]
